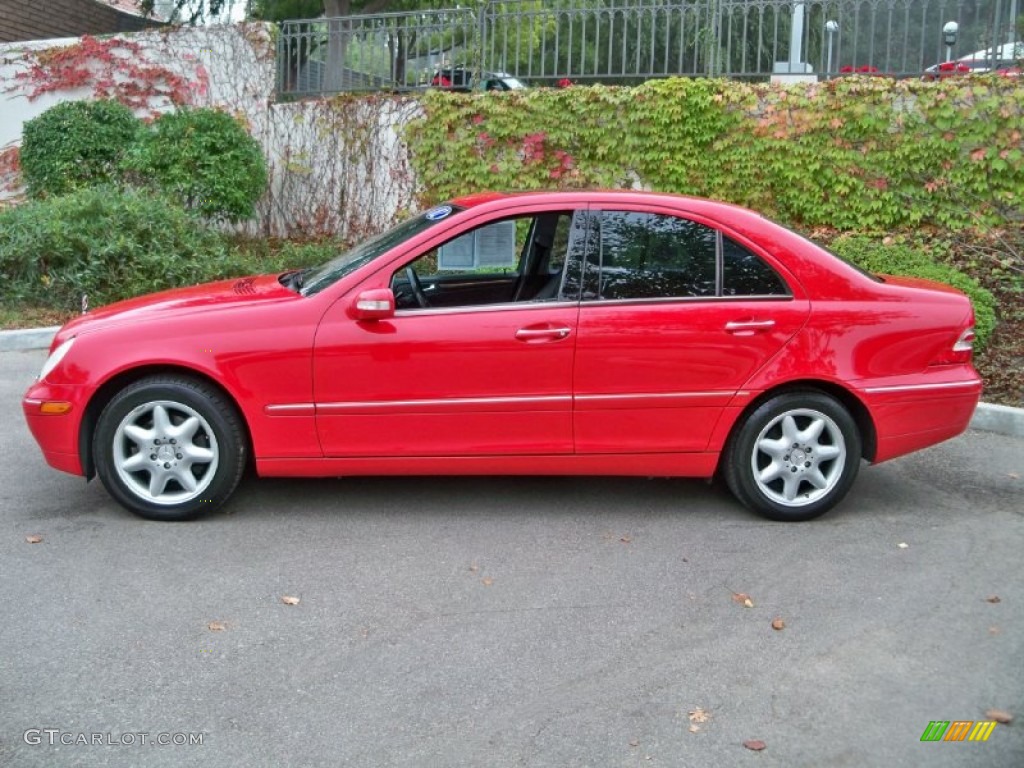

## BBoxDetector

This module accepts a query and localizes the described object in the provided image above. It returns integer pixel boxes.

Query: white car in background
[925,41,1022,78]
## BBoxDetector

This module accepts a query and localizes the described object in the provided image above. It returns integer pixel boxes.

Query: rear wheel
[93,376,246,521]
[724,391,861,522]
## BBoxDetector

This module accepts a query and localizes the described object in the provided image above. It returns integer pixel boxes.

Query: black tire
[723,391,861,522]
[93,376,247,521]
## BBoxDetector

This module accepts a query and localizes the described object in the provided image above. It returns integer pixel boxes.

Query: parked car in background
[429,66,527,91]
[924,42,1022,78]
[24,191,982,523]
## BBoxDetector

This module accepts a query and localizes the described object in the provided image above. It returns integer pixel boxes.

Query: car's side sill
[255,452,720,479]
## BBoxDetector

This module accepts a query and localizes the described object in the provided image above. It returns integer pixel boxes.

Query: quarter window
[722,237,789,296]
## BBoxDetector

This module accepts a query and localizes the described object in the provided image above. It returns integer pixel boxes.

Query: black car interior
[392,212,575,310]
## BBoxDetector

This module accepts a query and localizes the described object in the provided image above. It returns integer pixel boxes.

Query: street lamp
[943,21,959,63]
[825,20,839,75]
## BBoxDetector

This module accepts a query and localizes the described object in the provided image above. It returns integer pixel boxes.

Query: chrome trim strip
[318,395,572,411]
[271,392,736,413]
[581,295,793,307]
[576,391,732,401]
[394,301,577,317]
[265,403,316,415]
[863,381,980,394]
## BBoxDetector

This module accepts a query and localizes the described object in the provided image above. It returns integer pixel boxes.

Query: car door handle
[515,326,572,341]
[725,319,776,335]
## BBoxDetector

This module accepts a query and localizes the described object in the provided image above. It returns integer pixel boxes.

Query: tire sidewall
[727,391,862,522]
[93,378,244,521]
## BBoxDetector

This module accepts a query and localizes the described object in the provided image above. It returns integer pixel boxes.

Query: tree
[141,0,243,24]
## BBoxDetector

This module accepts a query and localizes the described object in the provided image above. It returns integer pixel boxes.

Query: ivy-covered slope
[406,76,1023,232]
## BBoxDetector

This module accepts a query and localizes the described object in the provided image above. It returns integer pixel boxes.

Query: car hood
[55,274,298,343]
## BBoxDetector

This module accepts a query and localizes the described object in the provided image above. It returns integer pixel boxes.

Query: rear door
[572,206,810,453]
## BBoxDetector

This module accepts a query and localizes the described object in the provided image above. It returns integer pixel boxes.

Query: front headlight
[39,337,75,382]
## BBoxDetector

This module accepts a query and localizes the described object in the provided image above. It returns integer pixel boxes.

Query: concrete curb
[0,326,60,352]
[2,325,1022,438]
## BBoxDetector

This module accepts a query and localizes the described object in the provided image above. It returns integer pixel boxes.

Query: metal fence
[278,0,1022,97]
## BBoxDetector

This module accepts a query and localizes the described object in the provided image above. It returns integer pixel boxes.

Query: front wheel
[723,391,861,522]
[93,376,247,521]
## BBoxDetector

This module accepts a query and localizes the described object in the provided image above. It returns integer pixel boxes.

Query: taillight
[952,328,975,353]
[931,327,975,365]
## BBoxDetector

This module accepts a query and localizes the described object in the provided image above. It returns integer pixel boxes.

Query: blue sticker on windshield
[425,205,453,221]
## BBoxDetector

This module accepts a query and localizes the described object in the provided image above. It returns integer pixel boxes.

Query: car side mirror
[352,288,395,321]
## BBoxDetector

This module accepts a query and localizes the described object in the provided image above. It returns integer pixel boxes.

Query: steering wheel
[405,266,430,308]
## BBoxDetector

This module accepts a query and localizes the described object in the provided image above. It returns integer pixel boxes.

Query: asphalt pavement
[1,347,1022,768]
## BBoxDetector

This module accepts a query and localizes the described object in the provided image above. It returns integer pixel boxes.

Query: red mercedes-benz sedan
[23,191,982,522]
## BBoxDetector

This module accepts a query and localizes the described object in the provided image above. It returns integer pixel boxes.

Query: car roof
[448,189,765,220]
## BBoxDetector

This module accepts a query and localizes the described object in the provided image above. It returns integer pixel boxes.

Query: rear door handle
[725,319,776,335]
[515,326,572,341]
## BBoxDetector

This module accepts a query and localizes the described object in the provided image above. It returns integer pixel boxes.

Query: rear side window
[584,211,789,300]
[587,211,717,299]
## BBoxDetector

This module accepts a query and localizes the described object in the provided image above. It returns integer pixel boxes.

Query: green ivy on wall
[404,76,1024,232]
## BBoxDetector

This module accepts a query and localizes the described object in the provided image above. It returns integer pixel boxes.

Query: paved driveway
[1,348,1022,768]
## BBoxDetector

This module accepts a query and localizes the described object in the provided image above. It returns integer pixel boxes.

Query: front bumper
[23,381,88,476]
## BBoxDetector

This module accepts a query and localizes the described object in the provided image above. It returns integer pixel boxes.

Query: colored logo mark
[920,721,998,742]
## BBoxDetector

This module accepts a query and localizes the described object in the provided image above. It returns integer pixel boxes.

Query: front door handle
[725,319,776,336]
[515,326,572,342]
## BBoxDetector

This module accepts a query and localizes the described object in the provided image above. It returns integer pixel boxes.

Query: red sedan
[23,191,982,522]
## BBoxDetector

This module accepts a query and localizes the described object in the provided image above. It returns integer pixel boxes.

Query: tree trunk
[323,0,351,92]
[322,0,393,92]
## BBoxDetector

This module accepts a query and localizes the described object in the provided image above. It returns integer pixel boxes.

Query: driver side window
[391,211,579,311]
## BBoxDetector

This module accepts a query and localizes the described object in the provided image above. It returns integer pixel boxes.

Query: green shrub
[226,237,339,273]
[830,235,997,349]
[20,100,140,198]
[123,108,267,222]
[0,186,242,309]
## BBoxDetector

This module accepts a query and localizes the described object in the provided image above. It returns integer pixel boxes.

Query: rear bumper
[859,376,982,463]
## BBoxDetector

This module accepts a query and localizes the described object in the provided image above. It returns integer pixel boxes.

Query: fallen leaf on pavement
[482,577,493,586]
[771,618,786,630]
[25,535,43,544]
[985,595,1001,603]
[468,562,479,573]
[629,740,639,747]
[208,620,228,632]
[1008,472,1019,479]
[689,725,700,733]
[731,592,754,608]
[743,740,767,751]
[620,535,632,543]
[985,709,1013,724]
[989,626,1001,634]
[688,708,710,723]
[280,595,300,605]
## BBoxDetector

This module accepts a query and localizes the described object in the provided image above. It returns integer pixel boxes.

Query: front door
[313,208,588,457]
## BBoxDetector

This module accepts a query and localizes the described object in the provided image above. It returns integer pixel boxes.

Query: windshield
[300,205,463,296]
